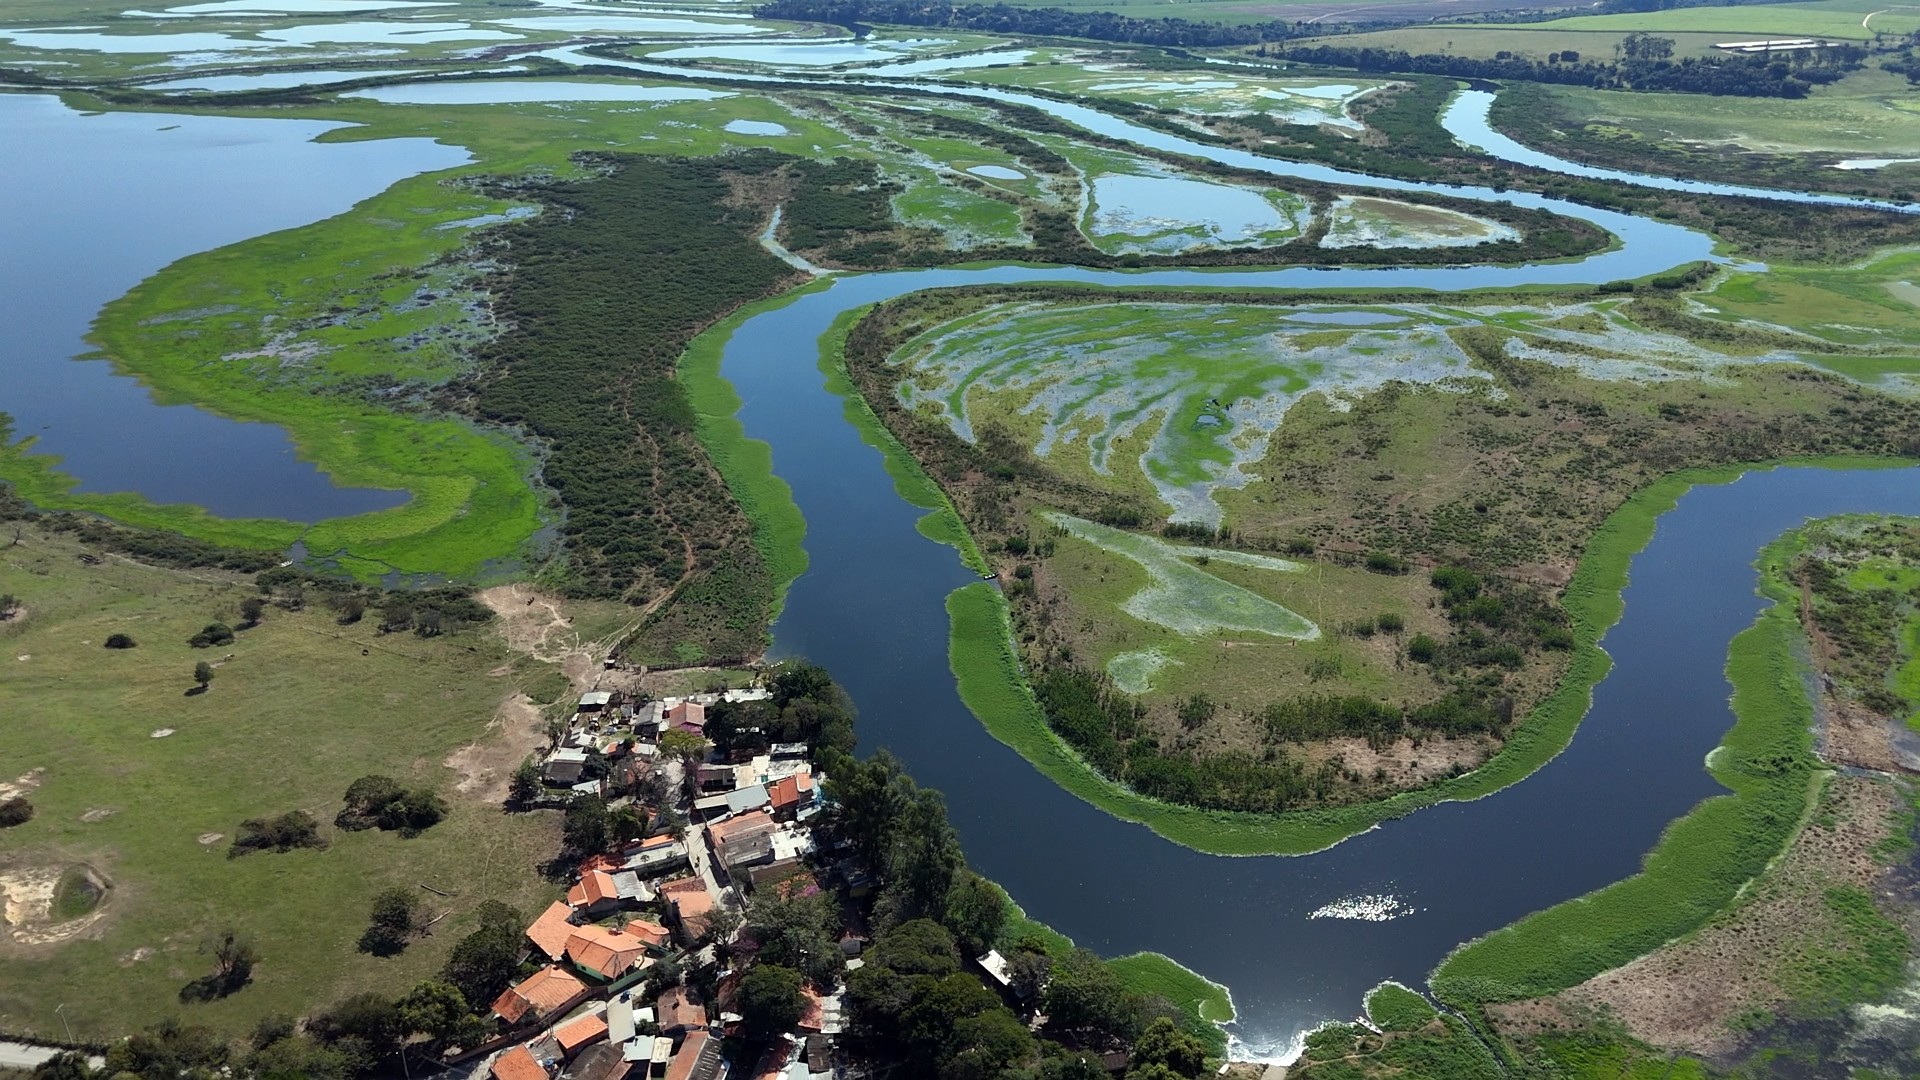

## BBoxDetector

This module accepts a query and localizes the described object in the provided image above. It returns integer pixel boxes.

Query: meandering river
[4,57,1915,1055]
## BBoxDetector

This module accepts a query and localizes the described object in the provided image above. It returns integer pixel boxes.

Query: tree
[28,1051,96,1080]
[192,661,214,691]
[182,929,257,1000]
[359,886,423,956]
[332,594,366,625]
[104,633,136,649]
[238,596,266,627]
[657,728,710,764]
[609,804,650,846]
[398,980,489,1048]
[309,992,403,1072]
[442,900,525,1009]
[1130,1017,1209,1078]
[942,871,1009,958]
[736,964,805,1041]
[563,795,612,855]
[746,889,842,985]
[1007,947,1052,1003]
[188,622,234,648]
[0,796,32,828]
[945,1009,1036,1079]
[1043,949,1141,1041]
[337,776,404,831]
[508,758,542,808]
[105,1018,229,1077]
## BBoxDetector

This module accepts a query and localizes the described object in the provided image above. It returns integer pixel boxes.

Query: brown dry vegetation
[1491,775,1907,1058]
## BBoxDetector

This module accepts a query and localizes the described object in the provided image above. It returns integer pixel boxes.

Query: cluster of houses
[474,686,845,1080]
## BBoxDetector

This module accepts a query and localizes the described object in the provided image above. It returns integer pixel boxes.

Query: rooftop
[526,900,578,961]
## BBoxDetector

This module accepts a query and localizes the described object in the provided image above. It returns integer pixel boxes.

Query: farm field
[1507,67,1920,153]
[1523,0,1920,41]
[1282,26,1736,61]
[0,522,569,1043]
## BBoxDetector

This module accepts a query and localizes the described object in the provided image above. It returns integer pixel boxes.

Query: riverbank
[1427,502,1893,1004]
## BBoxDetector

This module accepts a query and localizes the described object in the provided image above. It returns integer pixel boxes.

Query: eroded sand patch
[1,864,111,947]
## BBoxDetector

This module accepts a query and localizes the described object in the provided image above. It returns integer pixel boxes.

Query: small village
[460,679,1039,1080]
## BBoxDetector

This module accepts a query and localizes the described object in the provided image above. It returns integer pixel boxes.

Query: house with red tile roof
[526,901,578,962]
[658,876,716,944]
[624,918,671,950]
[492,966,588,1025]
[490,1045,548,1080]
[563,923,648,981]
[664,701,706,735]
[553,1012,609,1058]
[656,986,707,1033]
[665,1029,721,1080]
[566,869,624,915]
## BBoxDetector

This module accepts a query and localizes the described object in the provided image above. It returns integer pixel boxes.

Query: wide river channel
[4,62,1916,1055]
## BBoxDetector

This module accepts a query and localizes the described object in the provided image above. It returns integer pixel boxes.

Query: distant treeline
[1274,40,1866,97]
[754,0,1308,46]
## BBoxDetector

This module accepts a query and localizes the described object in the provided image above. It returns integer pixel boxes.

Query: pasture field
[1523,0,1920,41]
[1490,70,1920,194]
[956,60,1394,130]
[0,522,565,1043]
[1283,26,1735,62]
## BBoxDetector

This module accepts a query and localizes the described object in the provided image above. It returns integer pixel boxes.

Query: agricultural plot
[1320,196,1518,250]
[958,59,1396,131]
[1522,71,1920,159]
[888,299,1791,524]
[1525,0,1920,42]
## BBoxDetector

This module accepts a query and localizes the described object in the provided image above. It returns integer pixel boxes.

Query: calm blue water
[0,93,465,519]
[724,275,1920,1053]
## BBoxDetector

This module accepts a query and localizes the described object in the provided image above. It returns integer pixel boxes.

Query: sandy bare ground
[444,585,646,802]
[0,768,44,802]
[1491,776,1904,1057]
[0,865,109,948]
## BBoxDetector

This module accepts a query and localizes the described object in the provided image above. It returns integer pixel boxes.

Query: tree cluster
[228,810,328,858]
[335,775,449,837]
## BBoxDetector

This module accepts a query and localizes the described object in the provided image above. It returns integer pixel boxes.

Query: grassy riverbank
[1428,521,1836,1004]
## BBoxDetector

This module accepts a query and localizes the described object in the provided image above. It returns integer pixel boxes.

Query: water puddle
[724,118,789,135]
[488,14,767,34]
[965,163,1024,180]
[647,38,947,66]
[146,65,416,90]
[1089,173,1296,251]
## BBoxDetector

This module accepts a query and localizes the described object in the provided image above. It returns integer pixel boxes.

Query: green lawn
[0,524,563,1042]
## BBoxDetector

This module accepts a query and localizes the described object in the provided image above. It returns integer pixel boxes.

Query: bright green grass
[0,84,995,578]
[1429,517,1845,1005]
[0,523,562,1042]
[680,284,829,618]
[1109,952,1236,1055]
[1530,72,1920,157]
[1364,981,1439,1032]
[891,179,1029,246]
[1043,511,1317,638]
[1698,247,1920,355]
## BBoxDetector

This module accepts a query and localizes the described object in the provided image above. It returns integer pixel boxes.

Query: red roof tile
[491,1045,546,1080]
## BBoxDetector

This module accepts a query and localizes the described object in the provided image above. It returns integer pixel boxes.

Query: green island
[6,0,1920,1076]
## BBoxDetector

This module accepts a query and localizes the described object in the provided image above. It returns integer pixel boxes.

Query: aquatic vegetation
[1107,647,1180,694]
[1084,173,1307,255]
[891,297,1810,524]
[1042,511,1317,640]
